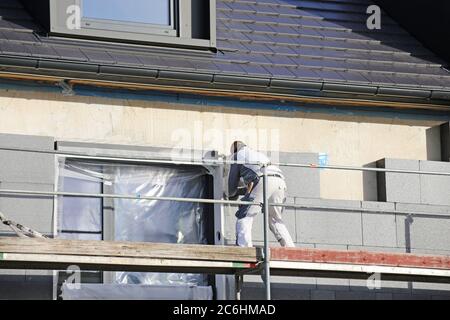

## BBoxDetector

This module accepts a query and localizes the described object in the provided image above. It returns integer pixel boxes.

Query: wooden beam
[0,238,261,263]
[0,238,261,274]
[69,78,449,111]
[0,71,448,111]
[0,253,255,274]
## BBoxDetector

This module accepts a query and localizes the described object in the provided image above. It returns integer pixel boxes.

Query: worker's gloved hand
[235,194,255,219]
[237,187,247,196]
[224,193,240,201]
[228,194,239,201]
[240,193,254,202]
[226,187,249,201]
[227,188,247,200]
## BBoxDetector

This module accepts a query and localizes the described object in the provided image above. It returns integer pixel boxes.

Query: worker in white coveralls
[227,141,295,248]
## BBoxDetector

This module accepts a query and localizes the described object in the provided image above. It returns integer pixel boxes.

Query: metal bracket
[58,80,75,96]
[406,213,414,223]
[235,274,244,300]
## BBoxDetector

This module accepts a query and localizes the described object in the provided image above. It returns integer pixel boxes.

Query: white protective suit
[228,146,295,248]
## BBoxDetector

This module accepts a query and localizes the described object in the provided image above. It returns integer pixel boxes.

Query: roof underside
[0,0,450,107]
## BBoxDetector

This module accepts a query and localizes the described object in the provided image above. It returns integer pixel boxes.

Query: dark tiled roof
[0,0,450,94]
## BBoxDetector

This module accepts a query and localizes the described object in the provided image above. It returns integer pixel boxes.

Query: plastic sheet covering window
[62,284,213,300]
[58,162,103,241]
[58,158,210,287]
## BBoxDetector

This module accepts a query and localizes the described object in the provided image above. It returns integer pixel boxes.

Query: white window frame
[50,0,217,49]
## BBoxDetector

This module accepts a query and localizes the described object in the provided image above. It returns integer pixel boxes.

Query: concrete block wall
[224,199,450,252]
[295,198,362,246]
[377,158,450,206]
[395,203,450,252]
[419,161,450,206]
[239,276,450,300]
[225,198,450,300]
[278,152,320,199]
[0,133,55,235]
[225,154,450,300]
[0,133,55,300]
[377,159,421,204]
[0,135,449,300]
[0,270,53,300]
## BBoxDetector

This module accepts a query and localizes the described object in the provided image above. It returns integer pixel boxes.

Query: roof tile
[263,65,296,78]
[81,49,115,64]
[214,62,247,74]
[0,41,31,56]
[52,46,88,62]
[25,44,60,59]
[241,63,270,76]
[265,54,297,66]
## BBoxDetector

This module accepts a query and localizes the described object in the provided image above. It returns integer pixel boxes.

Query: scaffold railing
[0,145,449,300]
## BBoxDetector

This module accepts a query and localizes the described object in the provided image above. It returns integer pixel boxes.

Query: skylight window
[79,0,176,36]
[50,0,217,49]
[82,0,171,26]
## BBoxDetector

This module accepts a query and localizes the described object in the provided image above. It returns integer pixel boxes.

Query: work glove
[235,194,255,219]
[237,187,247,196]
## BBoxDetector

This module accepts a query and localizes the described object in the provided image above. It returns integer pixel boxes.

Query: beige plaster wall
[0,89,444,200]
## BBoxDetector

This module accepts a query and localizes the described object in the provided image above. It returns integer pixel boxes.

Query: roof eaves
[0,55,449,107]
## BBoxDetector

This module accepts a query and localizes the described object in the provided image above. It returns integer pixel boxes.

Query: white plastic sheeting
[112,164,208,286]
[57,159,211,289]
[61,284,213,300]
[58,162,103,240]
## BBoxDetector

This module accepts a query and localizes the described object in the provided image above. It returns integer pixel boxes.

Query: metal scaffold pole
[262,164,271,300]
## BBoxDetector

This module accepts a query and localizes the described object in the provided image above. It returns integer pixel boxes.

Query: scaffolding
[0,145,450,300]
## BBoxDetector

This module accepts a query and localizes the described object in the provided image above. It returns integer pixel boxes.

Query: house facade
[0,0,449,300]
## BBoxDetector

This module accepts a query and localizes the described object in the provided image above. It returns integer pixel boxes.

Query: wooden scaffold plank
[0,238,261,274]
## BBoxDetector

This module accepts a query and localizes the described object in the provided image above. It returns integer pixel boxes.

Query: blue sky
[83,0,170,25]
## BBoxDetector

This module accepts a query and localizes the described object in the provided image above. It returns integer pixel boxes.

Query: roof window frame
[49,0,216,49]
[79,0,177,37]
